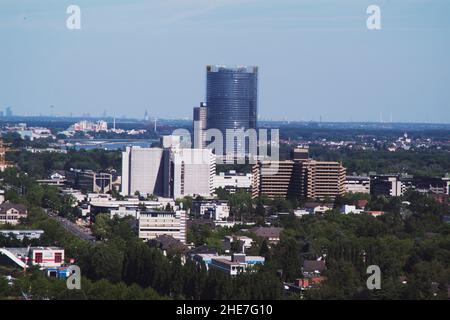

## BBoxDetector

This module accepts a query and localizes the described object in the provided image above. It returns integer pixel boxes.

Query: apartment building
[252,160,301,199]
[252,156,346,200]
[301,160,346,200]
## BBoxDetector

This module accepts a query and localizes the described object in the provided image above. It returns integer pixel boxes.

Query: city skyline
[1,0,449,123]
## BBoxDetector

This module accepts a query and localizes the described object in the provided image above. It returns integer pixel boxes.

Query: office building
[193,103,207,149]
[65,169,113,193]
[121,147,165,197]
[192,200,230,221]
[291,146,309,161]
[370,174,404,197]
[138,210,186,244]
[165,147,215,199]
[161,135,181,149]
[121,141,215,199]
[206,65,258,156]
[69,120,107,132]
[404,176,448,195]
[213,170,252,193]
[345,176,371,194]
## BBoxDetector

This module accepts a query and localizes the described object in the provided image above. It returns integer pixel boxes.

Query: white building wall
[121,147,165,196]
[213,173,252,191]
[172,148,215,199]
[138,210,186,243]
[344,177,370,194]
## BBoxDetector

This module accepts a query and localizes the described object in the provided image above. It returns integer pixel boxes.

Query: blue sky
[1,0,449,122]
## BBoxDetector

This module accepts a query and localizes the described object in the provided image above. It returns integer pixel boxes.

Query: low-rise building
[89,198,172,217]
[302,259,327,277]
[193,253,265,276]
[345,176,370,194]
[214,171,252,194]
[249,227,283,244]
[192,200,230,221]
[0,247,64,269]
[0,230,44,240]
[293,209,311,218]
[223,235,253,253]
[60,188,86,203]
[0,203,28,225]
[149,235,188,257]
[366,211,386,217]
[66,169,113,193]
[340,205,364,215]
[370,174,404,197]
[303,202,334,214]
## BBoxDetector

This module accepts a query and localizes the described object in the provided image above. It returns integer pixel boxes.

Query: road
[47,211,96,242]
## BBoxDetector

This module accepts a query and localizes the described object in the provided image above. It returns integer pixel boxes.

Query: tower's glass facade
[206,65,258,155]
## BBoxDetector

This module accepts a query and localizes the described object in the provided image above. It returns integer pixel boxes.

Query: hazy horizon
[1,0,449,123]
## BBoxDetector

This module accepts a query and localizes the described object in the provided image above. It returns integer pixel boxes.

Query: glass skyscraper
[206,65,258,156]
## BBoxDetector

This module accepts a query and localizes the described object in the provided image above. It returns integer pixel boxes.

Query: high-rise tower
[206,65,258,156]
[193,102,207,149]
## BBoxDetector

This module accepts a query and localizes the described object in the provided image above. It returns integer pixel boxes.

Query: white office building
[167,147,215,199]
[193,200,230,221]
[121,142,215,200]
[193,103,207,149]
[138,210,187,244]
[213,171,252,193]
[121,147,165,197]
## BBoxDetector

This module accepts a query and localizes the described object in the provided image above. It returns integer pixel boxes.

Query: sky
[1,0,449,122]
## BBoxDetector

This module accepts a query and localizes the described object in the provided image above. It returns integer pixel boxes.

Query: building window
[35,252,43,263]
[55,252,62,263]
